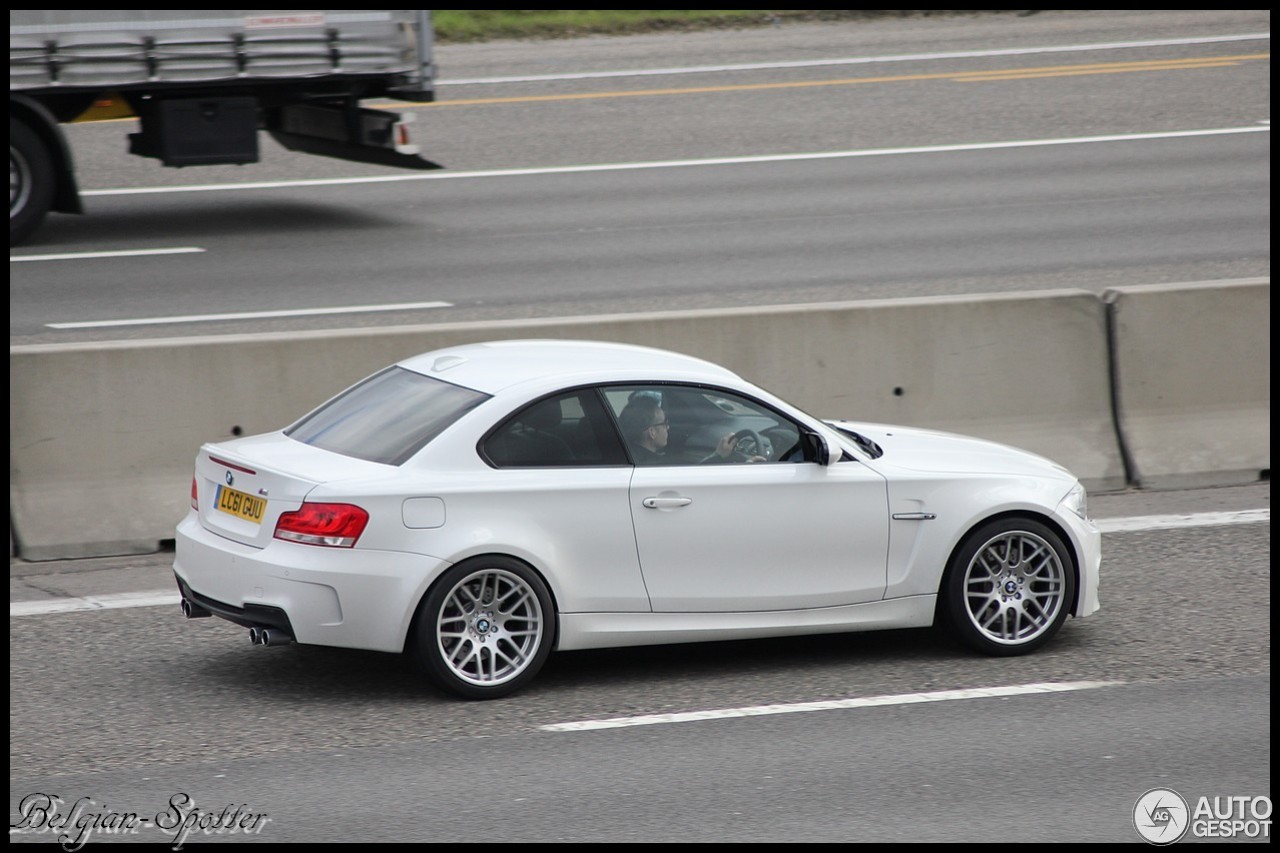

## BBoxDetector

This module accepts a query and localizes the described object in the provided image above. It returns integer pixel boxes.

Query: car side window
[482,389,628,467]
[602,384,806,465]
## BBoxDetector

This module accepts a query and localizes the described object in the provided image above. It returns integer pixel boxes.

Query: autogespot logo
[1134,788,1190,845]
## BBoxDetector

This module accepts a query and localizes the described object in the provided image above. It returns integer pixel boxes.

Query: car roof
[397,339,742,395]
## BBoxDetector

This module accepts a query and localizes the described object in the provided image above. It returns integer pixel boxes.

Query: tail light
[274,503,369,548]
[191,477,198,510]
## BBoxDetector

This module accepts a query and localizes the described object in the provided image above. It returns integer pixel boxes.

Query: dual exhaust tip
[180,597,211,619]
[248,625,293,647]
[180,598,293,646]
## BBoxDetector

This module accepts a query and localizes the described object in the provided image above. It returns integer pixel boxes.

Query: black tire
[412,556,555,699]
[941,517,1075,656]
[10,118,55,245]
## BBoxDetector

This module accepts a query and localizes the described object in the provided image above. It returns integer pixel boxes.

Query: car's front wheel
[941,518,1075,655]
[413,557,555,699]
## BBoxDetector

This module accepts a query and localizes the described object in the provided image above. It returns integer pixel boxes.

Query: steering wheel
[730,428,766,462]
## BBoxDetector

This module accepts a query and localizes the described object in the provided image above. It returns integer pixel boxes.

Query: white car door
[606,383,890,613]
[629,460,889,612]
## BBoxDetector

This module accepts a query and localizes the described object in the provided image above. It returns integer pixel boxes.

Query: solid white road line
[10,247,205,262]
[440,34,1271,85]
[77,127,1271,198]
[10,590,180,617]
[540,681,1123,731]
[8,508,1267,617]
[1095,508,1271,533]
[46,300,454,329]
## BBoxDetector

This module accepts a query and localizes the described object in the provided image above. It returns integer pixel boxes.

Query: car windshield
[285,366,490,465]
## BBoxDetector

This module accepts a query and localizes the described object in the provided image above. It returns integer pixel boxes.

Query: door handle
[642,497,692,509]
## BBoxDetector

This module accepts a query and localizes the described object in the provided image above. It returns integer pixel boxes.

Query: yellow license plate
[216,484,266,524]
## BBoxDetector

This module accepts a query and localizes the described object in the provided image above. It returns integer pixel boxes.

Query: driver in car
[618,396,764,465]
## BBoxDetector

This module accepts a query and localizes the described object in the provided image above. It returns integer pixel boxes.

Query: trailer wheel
[11,118,55,245]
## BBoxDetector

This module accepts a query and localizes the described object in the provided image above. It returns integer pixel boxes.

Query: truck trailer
[10,9,440,244]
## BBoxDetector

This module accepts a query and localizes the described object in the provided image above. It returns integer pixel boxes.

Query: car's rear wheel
[413,557,554,699]
[942,518,1075,655]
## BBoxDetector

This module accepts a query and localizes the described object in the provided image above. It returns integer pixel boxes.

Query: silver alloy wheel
[962,530,1066,645]
[435,568,545,687]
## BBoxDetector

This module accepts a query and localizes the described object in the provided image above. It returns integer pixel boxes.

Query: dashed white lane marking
[45,300,454,329]
[11,247,205,262]
[540,681,1122,731]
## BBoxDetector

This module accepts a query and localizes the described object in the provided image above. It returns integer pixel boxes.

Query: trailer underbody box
[128,97,260,166]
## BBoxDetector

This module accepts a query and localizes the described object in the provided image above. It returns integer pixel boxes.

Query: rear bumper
[173,512,451,653]
[175,574,294,634]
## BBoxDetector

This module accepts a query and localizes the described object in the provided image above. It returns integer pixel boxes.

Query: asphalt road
[8,483,1272,843]
[9,677,1272,843]
[8,9,1272,844]
[9,9,1270,343]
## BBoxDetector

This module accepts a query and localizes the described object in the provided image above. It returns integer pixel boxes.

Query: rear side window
[286,367,489,465]
[482,389,628,468]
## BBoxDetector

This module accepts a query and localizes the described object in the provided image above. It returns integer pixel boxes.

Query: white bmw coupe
[175,340,1100,699]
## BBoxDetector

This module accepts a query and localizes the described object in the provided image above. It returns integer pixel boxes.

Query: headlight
[1062,482,1088,520]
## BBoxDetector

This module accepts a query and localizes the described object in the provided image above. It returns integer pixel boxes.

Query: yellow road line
[421,53,1269,107]
[954,59,1249,82]
[64,52,1271,123]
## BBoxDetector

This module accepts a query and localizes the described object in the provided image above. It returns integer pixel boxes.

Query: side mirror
[802,430,842,466]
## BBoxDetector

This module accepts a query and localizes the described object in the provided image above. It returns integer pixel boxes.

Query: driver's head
[619,397,669,451]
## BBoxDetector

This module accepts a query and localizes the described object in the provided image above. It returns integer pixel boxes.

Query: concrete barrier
[1107,279,1270,488]
[10,288,1128,560]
